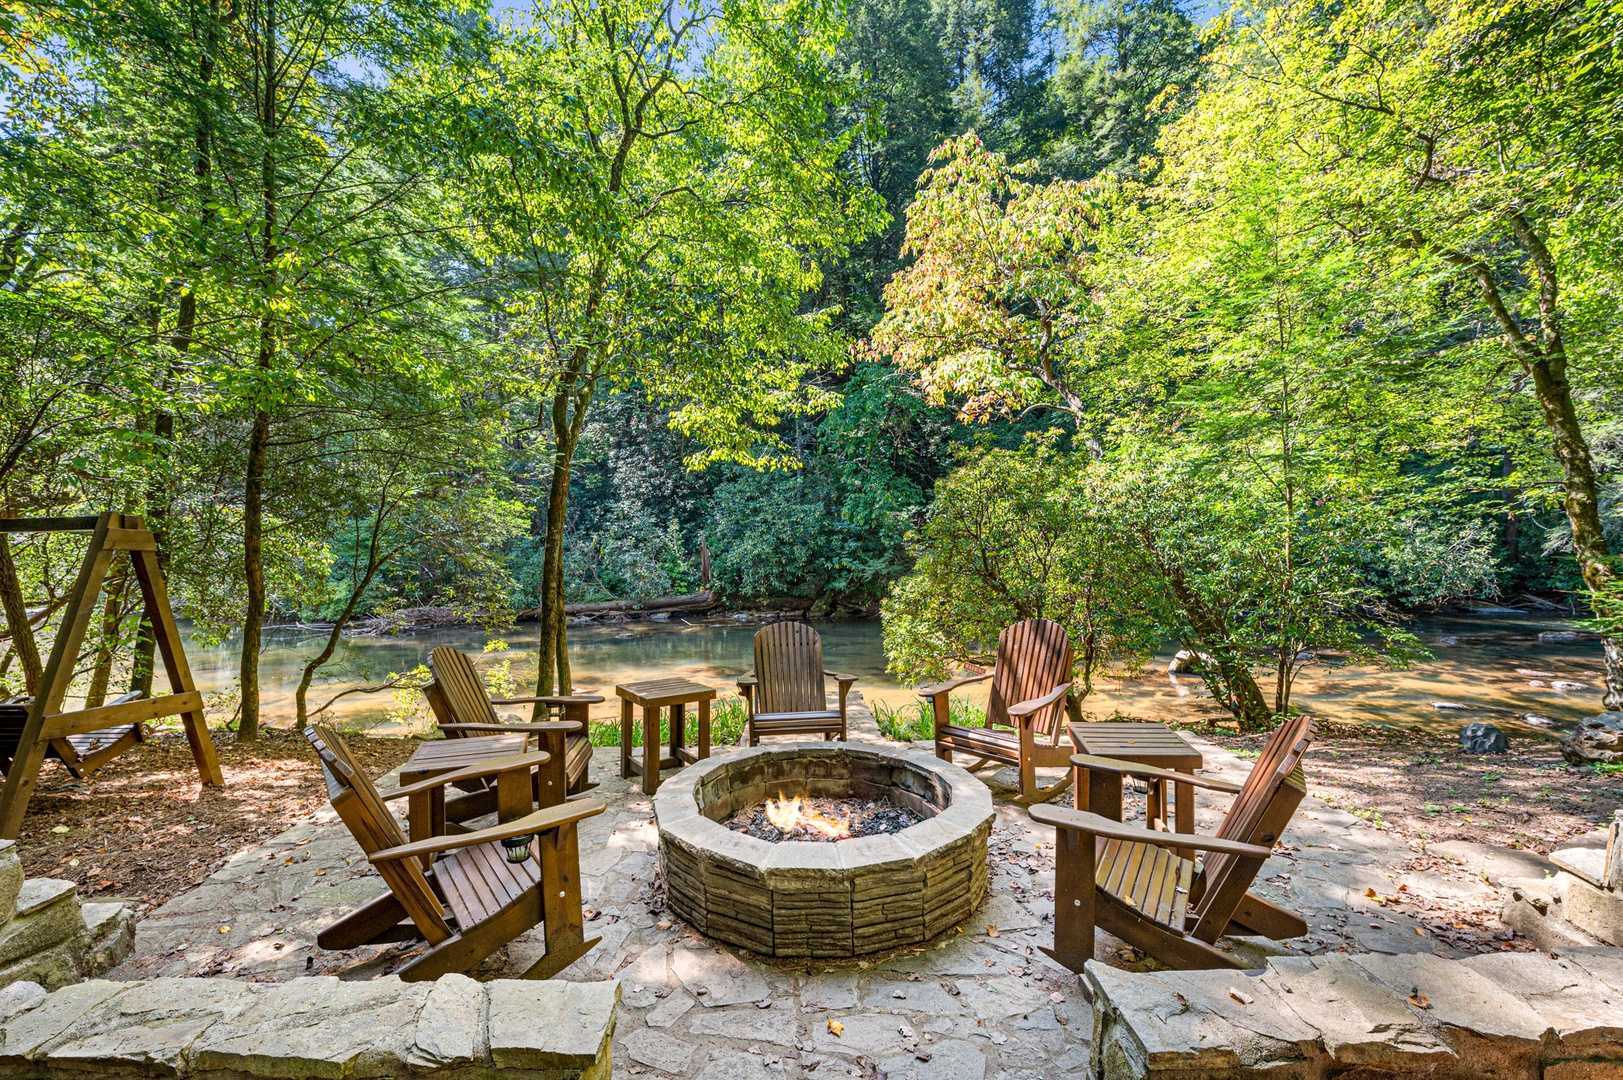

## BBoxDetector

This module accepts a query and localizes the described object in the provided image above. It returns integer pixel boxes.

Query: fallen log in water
[560,591,717,617]
[346,591,719,634]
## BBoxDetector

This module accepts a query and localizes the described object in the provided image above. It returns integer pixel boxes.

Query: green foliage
[1046,0,1203,177]
[883,440,1160,692]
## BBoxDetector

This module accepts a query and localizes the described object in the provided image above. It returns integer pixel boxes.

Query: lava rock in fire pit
[1459,722,1509,755]
[725,795,922,843]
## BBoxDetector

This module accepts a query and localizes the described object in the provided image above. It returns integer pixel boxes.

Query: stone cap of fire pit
[653,741,995,957]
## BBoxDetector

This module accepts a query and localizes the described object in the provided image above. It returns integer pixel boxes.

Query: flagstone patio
[107,698,1516,1079]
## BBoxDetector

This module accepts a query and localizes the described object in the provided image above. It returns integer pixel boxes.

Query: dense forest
[3,0,1622,736]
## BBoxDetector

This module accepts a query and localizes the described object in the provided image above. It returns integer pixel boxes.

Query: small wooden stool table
[1067,721,1203,854]
[617,678,717,795]
[398,732,531,843]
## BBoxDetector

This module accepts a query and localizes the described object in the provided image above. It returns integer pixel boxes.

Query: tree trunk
[533,428,573,701]
[533,375,594,707]
[84,568,129,710]
[0,534,40,696]
[241,0,278,742]
[241,407,270,740]
[1450,218,1622,708]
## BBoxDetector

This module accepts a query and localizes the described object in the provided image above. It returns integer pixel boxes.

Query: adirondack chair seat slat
[740,623,852,745]
[927,618,1074,804]
[1096,838,1192,929]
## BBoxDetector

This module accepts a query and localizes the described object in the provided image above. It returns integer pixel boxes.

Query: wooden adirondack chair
[424,646,600,800]
[924,619,1074,804]
[1030,713,1315,972]
[737,622,856,745]
[304,723,604,981]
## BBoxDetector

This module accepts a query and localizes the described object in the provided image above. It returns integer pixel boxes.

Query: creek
[182,610,1608,737]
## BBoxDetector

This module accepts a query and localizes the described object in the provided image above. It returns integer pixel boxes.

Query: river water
[183,611,1607,736]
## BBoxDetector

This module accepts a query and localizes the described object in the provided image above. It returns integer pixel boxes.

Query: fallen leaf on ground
[986,924,999,937]
[827,1020,843,1037]
[1228,987,1254,1005]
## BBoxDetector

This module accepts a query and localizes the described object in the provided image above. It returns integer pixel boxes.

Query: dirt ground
[12,727,418,915]
[1207,722,1623,854]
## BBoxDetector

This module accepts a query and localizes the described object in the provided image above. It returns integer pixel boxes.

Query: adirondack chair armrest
[439,721,584,736]
[381,751,551,801]
[491,694,606,706]
[823,671,858,685]
[1028,805,1274,859]
[1067,754,1244,794]
[916,672,992,699]
[370,797,609,863]
[1006,682,1070,719]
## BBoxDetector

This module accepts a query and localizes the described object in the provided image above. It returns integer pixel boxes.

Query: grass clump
[588,697,747,748]
[870,696,986,743]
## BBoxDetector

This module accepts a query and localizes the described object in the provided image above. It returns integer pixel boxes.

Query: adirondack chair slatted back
[986,619,1072,743]
[429,647,501,730]
[1187,712,1314,941]
[304,724,451,942]
[753,622,827,715]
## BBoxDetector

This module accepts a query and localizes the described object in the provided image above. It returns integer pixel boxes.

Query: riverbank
[1208,722,1622,856]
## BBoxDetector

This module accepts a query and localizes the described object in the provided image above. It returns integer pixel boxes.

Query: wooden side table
[617,678,717,795]
[1066,721,1202,856]
[398,732,533,843]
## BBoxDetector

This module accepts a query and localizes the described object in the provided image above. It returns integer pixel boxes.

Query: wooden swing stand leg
[0,513,222,838]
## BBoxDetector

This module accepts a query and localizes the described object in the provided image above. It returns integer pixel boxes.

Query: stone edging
[0,974,618,1078]
[1087,948,1623,1078]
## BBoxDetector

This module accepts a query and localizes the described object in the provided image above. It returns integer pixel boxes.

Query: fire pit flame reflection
[765,794,847,838]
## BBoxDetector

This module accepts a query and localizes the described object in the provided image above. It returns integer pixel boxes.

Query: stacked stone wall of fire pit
[654,743,994,958]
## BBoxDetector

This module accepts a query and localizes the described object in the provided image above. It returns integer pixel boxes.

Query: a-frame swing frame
[0,512,223,838]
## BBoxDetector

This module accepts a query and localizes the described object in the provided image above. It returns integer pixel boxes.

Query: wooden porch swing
[0,513,222,838]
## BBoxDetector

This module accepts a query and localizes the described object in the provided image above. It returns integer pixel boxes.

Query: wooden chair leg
[1018,725,1037,801]
[619,699,633,779]
[319,891,411,950]
[1040,826,1096,973]
[537,729,567,808]
[529,823,597,979]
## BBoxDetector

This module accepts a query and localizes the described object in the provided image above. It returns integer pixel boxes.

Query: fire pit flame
[764,793,851,839]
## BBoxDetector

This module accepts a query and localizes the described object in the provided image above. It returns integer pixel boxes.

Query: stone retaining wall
[1086,948,1623,1079]
[0,974,618,1078]
[0,841,133,990]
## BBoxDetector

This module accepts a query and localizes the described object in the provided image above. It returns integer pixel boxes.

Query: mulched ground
[12,727,418,915]
[1205,722,1623,854]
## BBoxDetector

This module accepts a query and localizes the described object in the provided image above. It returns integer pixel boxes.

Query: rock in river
[1459,722,1509,754]
[1561,712,1623,765]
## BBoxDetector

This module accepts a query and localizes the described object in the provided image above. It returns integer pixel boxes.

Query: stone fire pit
[653,742,994,957]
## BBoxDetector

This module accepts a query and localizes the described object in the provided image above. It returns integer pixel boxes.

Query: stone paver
[107,693,1536,1078]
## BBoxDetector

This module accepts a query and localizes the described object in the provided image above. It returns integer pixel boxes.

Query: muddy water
[183,611,1606,735]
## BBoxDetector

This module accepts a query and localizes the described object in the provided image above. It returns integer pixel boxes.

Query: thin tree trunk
[84,568,129,709]
[0,534,40,696]
[139,0,218,698]
[241,407,270,740]
[295,562,386,726]
[241,0,278,742]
